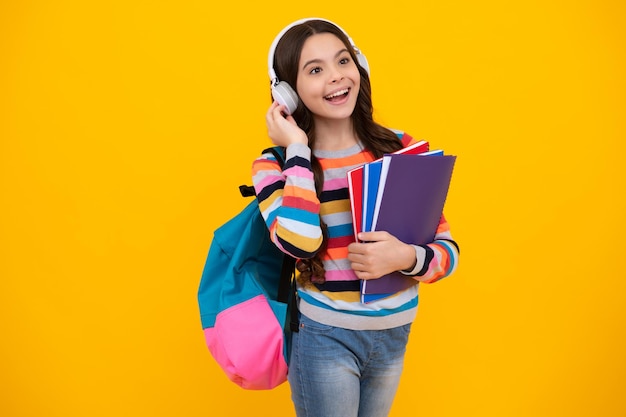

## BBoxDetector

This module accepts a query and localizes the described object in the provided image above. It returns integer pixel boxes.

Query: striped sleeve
[401,214,460,283]
[251,143,324,259]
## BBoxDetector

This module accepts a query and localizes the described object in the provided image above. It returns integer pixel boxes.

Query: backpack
[197,147,298,390]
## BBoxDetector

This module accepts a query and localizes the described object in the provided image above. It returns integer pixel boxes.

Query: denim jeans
[288,314,412,417]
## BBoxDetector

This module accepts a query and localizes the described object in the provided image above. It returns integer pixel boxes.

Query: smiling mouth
[324,88,350,101]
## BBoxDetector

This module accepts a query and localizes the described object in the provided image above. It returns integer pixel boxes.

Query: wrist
[400,244,417,272]
[400,245,427,276]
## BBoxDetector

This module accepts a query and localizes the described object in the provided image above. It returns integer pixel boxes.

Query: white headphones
[267,18,370,115]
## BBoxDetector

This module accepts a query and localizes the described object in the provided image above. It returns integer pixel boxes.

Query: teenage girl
[252,18,459,417]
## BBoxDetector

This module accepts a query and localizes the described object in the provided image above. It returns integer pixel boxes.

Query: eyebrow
[301,48,350,70]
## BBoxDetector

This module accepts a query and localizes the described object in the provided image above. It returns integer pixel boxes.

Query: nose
[329,66,344,83]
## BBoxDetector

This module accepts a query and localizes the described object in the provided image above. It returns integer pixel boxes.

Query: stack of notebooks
[347,141,456,303]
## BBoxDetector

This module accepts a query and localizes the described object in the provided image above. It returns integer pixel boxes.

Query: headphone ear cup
[357,53,370,76]
[271,82,299,115]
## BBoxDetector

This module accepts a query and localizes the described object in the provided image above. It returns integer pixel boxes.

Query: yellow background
[1,0,624,416]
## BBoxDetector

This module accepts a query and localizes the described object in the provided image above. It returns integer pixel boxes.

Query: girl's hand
[265,101,308,147]
[347,231,417,280]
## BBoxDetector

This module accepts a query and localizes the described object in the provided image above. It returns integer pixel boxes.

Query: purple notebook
[360,154,456,301]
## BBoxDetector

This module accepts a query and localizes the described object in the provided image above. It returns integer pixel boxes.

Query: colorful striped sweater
[252,131,459,330]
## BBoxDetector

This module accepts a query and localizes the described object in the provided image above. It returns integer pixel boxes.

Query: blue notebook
[362,160,383,232]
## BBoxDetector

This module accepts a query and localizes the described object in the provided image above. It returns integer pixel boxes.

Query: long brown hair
[272,20,403,284]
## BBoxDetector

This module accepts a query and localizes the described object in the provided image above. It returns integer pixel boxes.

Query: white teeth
[325,89,349,99]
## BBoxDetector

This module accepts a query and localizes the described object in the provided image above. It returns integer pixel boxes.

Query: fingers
[348,233,411,279]
[347,250,372,277]
[357,231,391,243]
[266,101,287,122]
[265,102,286,142]
[265,102,308,147]
[265,101,277,124]
[349,255,378,280]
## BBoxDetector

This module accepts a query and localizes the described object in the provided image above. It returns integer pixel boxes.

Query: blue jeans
[288,314,412,417]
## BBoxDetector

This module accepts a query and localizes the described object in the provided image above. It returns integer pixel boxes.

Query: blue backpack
[197,147,298,390]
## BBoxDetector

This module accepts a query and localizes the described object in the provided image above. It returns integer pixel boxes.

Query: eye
[309,66,322,75]
[339,57,351,65]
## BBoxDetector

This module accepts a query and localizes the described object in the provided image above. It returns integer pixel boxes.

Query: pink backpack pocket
[204,295,289,390]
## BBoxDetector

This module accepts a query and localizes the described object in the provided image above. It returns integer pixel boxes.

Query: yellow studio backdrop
[1,0,624,416]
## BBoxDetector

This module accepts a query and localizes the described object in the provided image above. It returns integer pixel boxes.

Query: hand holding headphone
[267,18,370,115]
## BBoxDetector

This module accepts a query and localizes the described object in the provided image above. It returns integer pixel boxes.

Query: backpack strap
[277,253,298,332]
[239,146,299,332]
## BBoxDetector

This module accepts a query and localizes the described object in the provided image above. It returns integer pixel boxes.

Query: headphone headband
[267,17,364,83]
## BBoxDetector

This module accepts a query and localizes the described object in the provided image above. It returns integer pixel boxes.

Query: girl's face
[295,33,361,122]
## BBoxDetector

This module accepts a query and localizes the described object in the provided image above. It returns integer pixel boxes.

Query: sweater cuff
[286,143,311,161]
[400,245,427,276]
